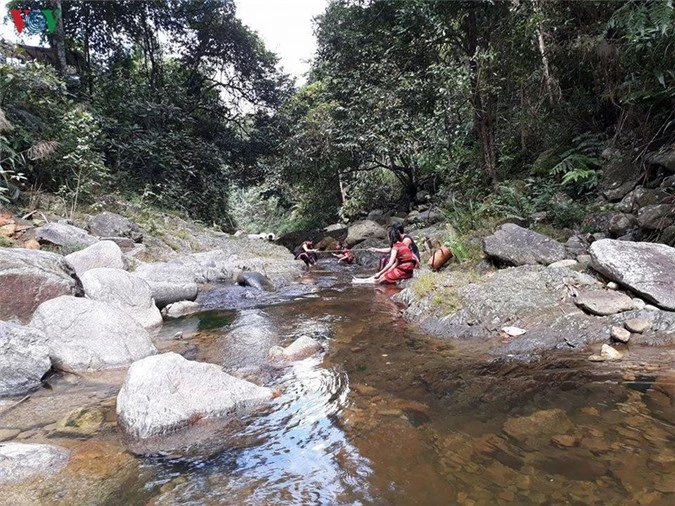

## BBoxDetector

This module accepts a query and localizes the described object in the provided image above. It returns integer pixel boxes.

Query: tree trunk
[49,0,67,77]
[337,171,347,204]
[465,7,498,186]
[533,0,559,105]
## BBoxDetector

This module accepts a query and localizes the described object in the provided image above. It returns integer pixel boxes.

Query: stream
[1,260,674,505]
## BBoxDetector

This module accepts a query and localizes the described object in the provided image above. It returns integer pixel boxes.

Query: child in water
[332,241,354,264]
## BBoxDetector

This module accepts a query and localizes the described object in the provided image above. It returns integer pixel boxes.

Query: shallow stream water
[1,261,674,505]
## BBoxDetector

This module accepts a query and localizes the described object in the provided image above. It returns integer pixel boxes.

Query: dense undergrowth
[1,1,673,237]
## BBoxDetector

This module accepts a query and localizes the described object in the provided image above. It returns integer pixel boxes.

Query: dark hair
[388,227,399,247]
[392,222,405,235]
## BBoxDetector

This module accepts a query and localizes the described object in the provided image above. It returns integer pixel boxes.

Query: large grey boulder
[133,262,198,308]
[116,352,274,439]
[0,443,70,484]
[30,296,156,372]
[0,321,51,396]
[64,240,125,277]
[590,239,675,310]
[345,220,387,247]
[87,212,143,242]
[80,268,163,329]
[0,248,82,324]
[483,224,566,266]
[34,222,97,249]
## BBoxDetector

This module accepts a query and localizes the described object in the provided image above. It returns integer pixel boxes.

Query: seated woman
[332,241,354,264]
[294,240,318,268]
[368,222,420,269]
[353,228,416,284]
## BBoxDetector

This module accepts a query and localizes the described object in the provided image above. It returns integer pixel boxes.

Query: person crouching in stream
[353,228,416,284]
[332,241,354,264]
[294,240,318,269]
[368,222,420,270]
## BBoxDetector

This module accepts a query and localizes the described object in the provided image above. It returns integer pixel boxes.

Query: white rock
[116,352,274,439]
[624,318,652,334]
[65,240,125,276]
[80,268,163,329]
[610,326,631,343]
[0,321,51,396]
[606,281,619,290]
[601,344,623,361]
[30,296,156,372]
[502,326,527,336]
[548,259,579,269]
[632,298,646,310]
[134,262,198,308]
[575,290,633,316]
[268,335,323,366]
[590,239,675,310]
[162,301,201,319]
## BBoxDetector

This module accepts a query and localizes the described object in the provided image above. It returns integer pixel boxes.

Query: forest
[1,0,674,238]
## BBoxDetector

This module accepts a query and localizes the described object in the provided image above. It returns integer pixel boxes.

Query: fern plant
[550,134,603,195]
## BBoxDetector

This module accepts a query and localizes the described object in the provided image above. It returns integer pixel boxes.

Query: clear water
[1,262,674,505]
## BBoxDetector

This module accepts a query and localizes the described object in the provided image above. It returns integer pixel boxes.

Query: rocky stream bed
[0,207,674,505]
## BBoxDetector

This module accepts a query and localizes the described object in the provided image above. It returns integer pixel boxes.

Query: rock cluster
[398,221,675,358]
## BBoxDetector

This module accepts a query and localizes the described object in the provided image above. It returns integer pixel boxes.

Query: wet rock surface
[200,309,281,370]
[0,247,82,323]
[0,443,70,484]
[268,335,323,366]
[236,271,275,291]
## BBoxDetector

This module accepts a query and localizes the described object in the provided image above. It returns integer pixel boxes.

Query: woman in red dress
[353,229,416,284]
